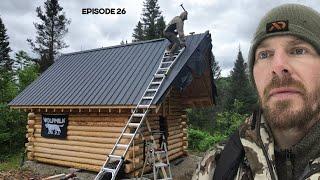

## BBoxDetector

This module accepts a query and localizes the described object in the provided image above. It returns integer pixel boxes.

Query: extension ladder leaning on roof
[95,47,186,180]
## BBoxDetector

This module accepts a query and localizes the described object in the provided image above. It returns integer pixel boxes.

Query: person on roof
[163,11,188,55]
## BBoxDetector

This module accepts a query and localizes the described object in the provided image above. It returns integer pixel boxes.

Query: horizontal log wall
[26,88,187,177]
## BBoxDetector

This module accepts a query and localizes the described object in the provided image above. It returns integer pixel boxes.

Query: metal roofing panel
[108,42,164,105]
[82,46,132,105]
[91,44,140,105]
[46,51,100,105]
[34,53,90,105]
[75,48,119,105]
[121,43,166,105]
[58,50,111,105]
[9,32,210,106]
[98,43,149,105]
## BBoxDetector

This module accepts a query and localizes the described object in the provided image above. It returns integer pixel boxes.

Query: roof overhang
[10,105,158,114]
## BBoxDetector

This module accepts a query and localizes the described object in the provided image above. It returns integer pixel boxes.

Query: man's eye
[290,48,306,55]
[257,51,269,59]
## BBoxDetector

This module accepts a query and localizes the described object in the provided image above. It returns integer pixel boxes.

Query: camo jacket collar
[239,112,320,180]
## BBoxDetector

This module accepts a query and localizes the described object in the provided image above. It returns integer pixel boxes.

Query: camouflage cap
[248,4,320,85]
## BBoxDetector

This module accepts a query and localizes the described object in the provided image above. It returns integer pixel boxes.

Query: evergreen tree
[132,0,165,41]
[228,48,257,114]
[0,18,26,160]
[210,53,221,79]
[230,50,247,92]
[17,64,39,92]
[155,16,166,38]
[0,71,17,103]
[132,21,144,42]
[0,16,16,103]
[142,0,161,39]
[0,104,26,161]
[215,76,232,112]
[27,0,70,73]
[0,16,12,72]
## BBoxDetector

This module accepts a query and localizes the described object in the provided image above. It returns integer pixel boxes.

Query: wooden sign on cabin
[41,114,68,139]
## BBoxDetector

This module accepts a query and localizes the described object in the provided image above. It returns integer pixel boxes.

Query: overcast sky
[0,0,319,76]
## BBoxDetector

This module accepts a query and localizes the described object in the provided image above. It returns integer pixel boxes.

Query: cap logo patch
[266,20,289,33]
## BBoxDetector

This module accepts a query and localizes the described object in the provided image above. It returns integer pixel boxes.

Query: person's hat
[248,4,320,84]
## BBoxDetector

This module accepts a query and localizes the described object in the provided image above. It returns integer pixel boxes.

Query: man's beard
[260,74,320,130]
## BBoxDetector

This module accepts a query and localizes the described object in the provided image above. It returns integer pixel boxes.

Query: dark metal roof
[9,32,211,106]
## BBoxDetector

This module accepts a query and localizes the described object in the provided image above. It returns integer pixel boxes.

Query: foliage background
[187,49,258,152]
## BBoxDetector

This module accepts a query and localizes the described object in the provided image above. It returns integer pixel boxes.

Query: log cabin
[9,31,217,177]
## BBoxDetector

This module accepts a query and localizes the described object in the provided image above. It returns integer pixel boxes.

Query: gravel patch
[9,154,202,180]
[170,154,201,180]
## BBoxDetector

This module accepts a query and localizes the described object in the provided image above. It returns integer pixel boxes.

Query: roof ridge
[62,38,166,56]
[61,32,209,57]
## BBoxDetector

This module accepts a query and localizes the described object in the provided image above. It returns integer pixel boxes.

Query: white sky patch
[221,68,232,77]
[184,0,217,6]
[0,0,319,77]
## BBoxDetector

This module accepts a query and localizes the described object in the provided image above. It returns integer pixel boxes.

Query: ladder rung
[133,113,145,117]
[122,133,134,137]
[164,52,179,55]
[151,81,161,85]
[159,67,169,71]
[146,89,157,92]
[155,162,169,168]
[154,74,165,78]
[142,96,154,100]
[137,105,149,109]
[161,61,173,64]
[164,48,184,56]
[156,70,166,74]
[116,144,129,148]
[108,155,122,159]
[163,52,178,56]
[163,55,177,59]
[128,123,140,127]
[154,150,166,154]
[102,167,116,173]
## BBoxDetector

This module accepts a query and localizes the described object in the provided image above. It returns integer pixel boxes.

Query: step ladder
[141,131,173,180]
[95,47,185,180]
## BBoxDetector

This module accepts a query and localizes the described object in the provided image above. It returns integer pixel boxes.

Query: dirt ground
[0,154,202,180]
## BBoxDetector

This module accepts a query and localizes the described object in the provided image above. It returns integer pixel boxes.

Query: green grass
[0,151,23,171]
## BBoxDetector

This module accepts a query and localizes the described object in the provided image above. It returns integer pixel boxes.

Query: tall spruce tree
[132,21,144,42]
[0,16,12,72]
[27,0,70,73]
[228,48,257,114]
[0,16,16,103]
[142,0,161,39]
[155,16,166,38]
[132,0,165,41]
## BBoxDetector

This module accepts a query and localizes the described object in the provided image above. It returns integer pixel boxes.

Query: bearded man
[192,3,320,180]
